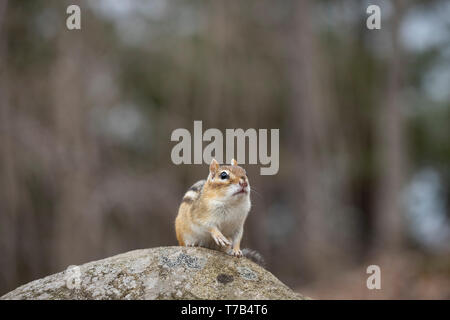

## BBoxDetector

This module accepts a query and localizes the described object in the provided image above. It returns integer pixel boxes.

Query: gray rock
[1,246,306,300]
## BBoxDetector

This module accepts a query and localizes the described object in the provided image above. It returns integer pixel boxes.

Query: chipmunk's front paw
[231,249,243,257]
[212,233,231,247]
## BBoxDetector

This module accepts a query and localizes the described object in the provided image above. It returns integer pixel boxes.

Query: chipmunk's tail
[242,249,266,268]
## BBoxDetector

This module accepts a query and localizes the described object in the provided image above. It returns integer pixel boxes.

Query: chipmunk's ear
[231,159,238,166]
[209,158,219,174]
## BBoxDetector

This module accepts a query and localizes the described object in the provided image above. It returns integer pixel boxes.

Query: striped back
[181,180,205,204]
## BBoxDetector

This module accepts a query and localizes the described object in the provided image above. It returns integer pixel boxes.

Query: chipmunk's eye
[220,172,229,180]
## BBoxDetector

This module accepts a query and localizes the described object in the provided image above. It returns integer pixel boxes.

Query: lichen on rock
[1,246,306,300]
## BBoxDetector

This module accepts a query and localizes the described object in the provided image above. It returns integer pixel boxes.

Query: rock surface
[1,246,305,300]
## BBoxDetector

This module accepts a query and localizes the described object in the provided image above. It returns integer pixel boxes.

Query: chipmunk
[175,158,263,265]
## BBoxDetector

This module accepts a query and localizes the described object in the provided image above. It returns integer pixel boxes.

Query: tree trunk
[373,0,406,253]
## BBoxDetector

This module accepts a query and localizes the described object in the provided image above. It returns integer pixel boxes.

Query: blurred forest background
[1,0,449,299]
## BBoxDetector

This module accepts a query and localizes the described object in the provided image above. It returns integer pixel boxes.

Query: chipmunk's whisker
[250,187,263,199]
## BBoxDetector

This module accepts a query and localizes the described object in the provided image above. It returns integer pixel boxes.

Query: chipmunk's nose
[240,181,248,188]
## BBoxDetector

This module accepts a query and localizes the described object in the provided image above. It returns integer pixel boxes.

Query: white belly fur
[184,196,251,248]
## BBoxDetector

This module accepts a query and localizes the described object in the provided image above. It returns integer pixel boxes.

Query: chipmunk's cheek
[217,189,228,199]
[227,185,240,197]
